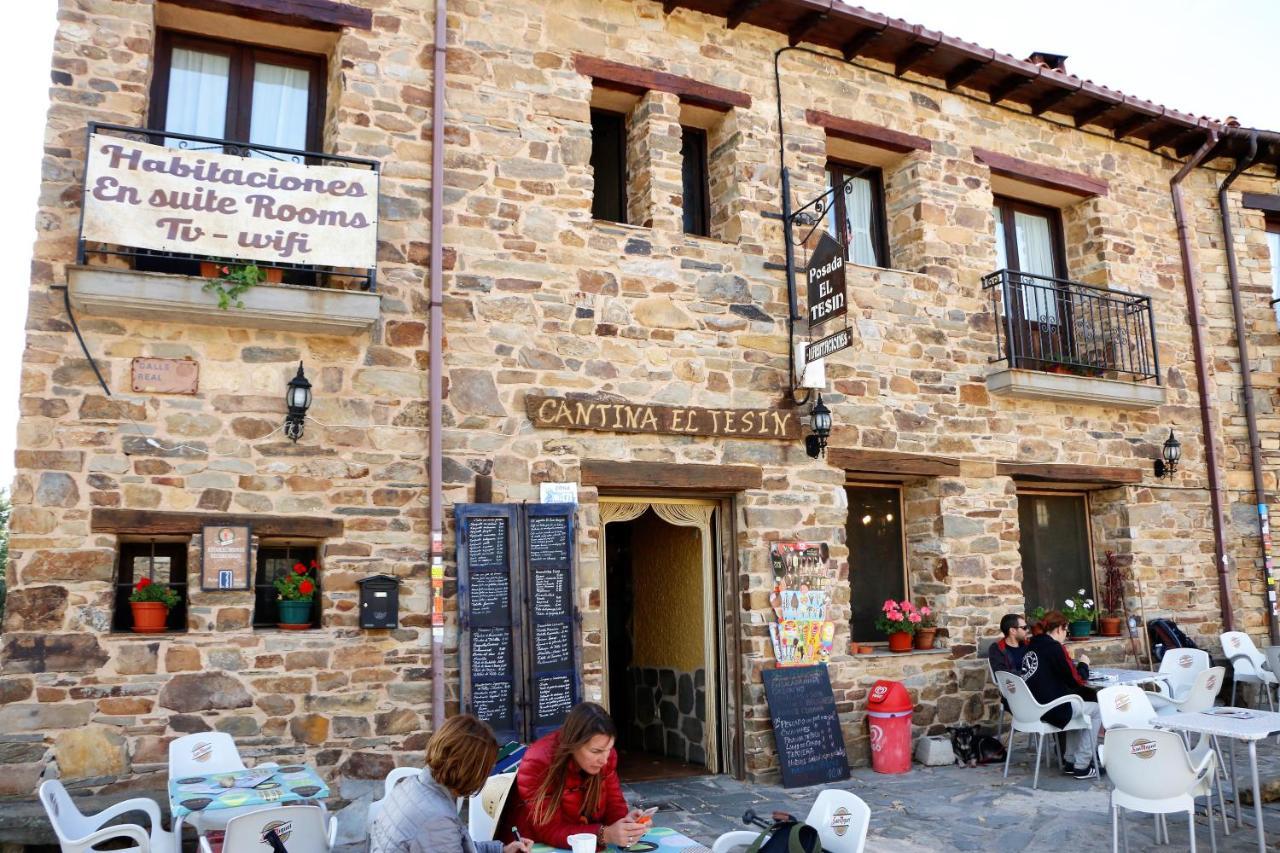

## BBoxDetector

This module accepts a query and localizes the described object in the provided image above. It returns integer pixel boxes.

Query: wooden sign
[131,357,199,395]
[201,524,252,591]
[527,395,800,440]
[806,327,852,363]
[762,665,851,788]
[806,232,847,328]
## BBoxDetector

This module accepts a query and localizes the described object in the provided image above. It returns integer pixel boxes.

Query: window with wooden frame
[1266,217,1280,328]
[846,484,906,641]
[681,126,710,237]
[112,540,189,632]
[1017,492,1095,616]
[590,108,628,224]
[824,161,889,268]
[253,544,322,629]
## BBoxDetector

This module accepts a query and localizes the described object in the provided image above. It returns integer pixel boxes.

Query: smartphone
[637,806,659,824]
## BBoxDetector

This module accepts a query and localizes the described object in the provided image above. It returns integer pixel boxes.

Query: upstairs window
[825,161,888,267]
[151,32,324,152]
[681,126,710,237]
[590,108,628,223]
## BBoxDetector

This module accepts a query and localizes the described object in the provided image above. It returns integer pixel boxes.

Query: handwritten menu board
[468,517,507,569]
[535,674,574,726]
[471,628,512,679]
[761,665,850,788]
[533,622,572,671]
[472,680,515,738]
[525,504,579,739]
[469,572,510,627]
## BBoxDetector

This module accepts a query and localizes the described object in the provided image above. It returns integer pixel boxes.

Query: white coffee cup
[567,833,597,853]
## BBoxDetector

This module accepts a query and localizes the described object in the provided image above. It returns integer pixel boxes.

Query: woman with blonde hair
[505,702,645,849]
[370,713,531,853]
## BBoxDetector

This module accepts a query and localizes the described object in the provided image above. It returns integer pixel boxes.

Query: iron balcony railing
[76,123,380,292]
[982,269,1160,384]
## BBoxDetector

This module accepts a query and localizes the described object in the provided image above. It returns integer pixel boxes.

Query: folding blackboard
[525,503,581,739]
[761,665,850,788]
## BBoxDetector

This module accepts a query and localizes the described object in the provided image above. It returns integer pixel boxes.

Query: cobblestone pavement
[625,743,1280,852]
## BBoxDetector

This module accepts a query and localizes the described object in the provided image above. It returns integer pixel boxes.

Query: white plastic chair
[711,790,870,853]
[168,733,281,833]
[987,659,1007,742]
[1103,727,1217,853]
[1150,667,1225,717]
[1154,649,1210,702]
[368,766,419,833]
[1220,631,1276,710]
[39,779,177,853]
[995,670,1092,789]
[197,805,336,853]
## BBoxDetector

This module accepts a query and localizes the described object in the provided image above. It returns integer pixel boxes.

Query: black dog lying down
[948,725,1006,766]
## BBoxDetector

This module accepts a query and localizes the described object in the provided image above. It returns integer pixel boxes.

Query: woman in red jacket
[506,702,645,850]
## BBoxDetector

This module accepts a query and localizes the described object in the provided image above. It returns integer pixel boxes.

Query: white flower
[1078,588,1086,596]
[1065,598,1075,608]
[1085,599,1094,607]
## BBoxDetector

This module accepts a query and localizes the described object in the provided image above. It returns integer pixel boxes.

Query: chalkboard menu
[525,503,580,739]
[535,674,574,726]
[468,517,507,569]
[761,665,851,788]
[469,572,510,627]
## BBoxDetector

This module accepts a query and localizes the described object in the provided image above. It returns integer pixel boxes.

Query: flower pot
[1098,616,1123,637]
[887,631,913,652]
[199,261,283,283]
[914,628,937,650]
[1068,619,1093,637]
[858,644,874,655]
[130,601,169,634]
[278,599,313,628]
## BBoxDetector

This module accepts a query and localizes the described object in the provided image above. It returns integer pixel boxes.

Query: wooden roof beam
[1112,113,1158,141]
[841,24,886,60]
[894,42,936,77]
[726,0,768,29]
[1073,100,1119,128]
[1145,124,1184,152]
[662,0,679,12]
[1030,85,1077,116]
[788,9,829,46]
[945,58,987,91]
[988,73,1035,105]
[1174,130,1217,158]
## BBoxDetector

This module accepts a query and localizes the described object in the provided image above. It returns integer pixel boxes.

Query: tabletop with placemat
[530,825,711,852]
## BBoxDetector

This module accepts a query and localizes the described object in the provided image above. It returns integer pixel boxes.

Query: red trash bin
[867,679,913,774]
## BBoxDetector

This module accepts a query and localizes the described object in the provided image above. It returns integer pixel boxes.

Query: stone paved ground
[625,744,1280,852]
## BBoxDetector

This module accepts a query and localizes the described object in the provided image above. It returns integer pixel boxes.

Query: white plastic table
[1153,707,1280,853]
[1087,667,1169,687]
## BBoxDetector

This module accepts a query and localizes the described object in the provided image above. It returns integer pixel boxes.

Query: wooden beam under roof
[726,0,768,29]
[841,24,887,60]
[945,58,987,91]
[1073,100,1119,128]
[988,73,1035,105]
[1146,125,1185,152]
[894,42,936,77]
[1112,113,1158,141]
[788,9,828,46]
[1175,130,1216,158]
[1030,85,1078,116]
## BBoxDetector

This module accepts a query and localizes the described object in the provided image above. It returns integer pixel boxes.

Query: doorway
[602,498,721,782]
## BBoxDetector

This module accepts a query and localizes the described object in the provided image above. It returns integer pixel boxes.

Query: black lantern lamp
[1154,428,1181,479]
[805,393,833,459]
[284,362,312,443]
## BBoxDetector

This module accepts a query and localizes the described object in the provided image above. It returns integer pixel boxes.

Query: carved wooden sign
[131,357,199,395]
[526,394,800,440]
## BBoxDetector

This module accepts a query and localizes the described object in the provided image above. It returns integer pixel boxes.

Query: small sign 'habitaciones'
[201,525,251,590]
[526,394,801,439]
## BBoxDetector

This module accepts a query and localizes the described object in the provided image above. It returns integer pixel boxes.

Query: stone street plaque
[201,524,251,590]
[806,232,847,328]
[527,395,800,439]
[131,357,199,395]
[806,327,852,363]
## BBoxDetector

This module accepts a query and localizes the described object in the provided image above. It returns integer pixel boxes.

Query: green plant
[1062,589,1095,623]
[275,559,317,602]
[203,263,267,309]
[1029,606,1048,624]
[129,577,180,608]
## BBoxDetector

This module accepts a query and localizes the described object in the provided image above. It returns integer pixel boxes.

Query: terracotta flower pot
[859,644,874,655]
[887,631,913,652]
[914,628,937,650]
[1098,616,1123,637]
[130,601,169,634]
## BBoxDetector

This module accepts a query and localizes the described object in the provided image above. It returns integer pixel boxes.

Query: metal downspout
[1217,131,1277,641]
[429,0,447,730]
[1170,130,1234,632]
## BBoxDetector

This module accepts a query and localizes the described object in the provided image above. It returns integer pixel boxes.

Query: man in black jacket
[987,614,1028,673]
[1020,612,1100,779]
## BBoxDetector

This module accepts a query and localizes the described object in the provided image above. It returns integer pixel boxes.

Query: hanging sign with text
[805,327,852,364]
[526,395,800,440]
[806,232,847,328]
[81,134,378,269]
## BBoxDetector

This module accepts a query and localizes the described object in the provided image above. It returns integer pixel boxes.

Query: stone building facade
[3,0,1280,838]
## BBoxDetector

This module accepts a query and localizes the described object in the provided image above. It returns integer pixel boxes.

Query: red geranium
[293,562,307,574]
[299,580,314,595]
[135,578,153,590]
[276,560,318,602]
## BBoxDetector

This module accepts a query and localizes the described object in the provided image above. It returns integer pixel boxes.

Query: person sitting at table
[369,713,532,853]
[1020,611,1101,780]
[987,613,1029,673]
[504,702,646,850]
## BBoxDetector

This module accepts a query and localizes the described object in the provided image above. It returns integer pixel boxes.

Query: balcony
[982,270,1166,409]
[68,123,380,335]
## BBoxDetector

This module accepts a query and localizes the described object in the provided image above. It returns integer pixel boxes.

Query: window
[253,545,321,629]
[150,32,325,152]
[681,126,710,237]
[590,108,628,223]
[846,485,906,641]
[1267,218,1280,327]
[112,541,189,632]
[825,162,888,267]
[993,196,1067,320]
[1017,492,1094,615]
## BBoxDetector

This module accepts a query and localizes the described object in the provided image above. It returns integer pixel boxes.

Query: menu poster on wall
[201,524,251,590]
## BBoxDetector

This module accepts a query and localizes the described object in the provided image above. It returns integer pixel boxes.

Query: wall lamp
[284,362,312,443]
[805,393,832,459]
[1153,428,1181,479]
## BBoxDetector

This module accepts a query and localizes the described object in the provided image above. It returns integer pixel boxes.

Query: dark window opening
[845,485,906,641]
[590,108,628,224]
[113,541,190,632]
[825,161,889,268]
[1266,217,1280,327]
[681,126,710,237]
[253,545,322,629]
[1017,492,1093,615]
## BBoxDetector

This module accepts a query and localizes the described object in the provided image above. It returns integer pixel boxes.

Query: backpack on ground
[745,819,823,853]
[1148,618,1197,661]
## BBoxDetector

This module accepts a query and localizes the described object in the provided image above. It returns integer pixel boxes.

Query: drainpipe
[429,0,447,730]
[1169,129,1234,632]
[1216,131,1277,642]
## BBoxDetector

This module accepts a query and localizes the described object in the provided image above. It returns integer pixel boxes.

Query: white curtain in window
[1268,231,1280,327]
[164,48,230,143]
[994,210,1008,270]
[250,62,311,155]
[845,176,877,266]
[1014,210,1058,324]
[824,169,841,246]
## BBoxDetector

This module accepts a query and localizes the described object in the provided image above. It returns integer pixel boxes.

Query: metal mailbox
[357,574,401,629]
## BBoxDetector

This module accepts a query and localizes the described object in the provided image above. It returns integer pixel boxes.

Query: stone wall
[627,666,707,765]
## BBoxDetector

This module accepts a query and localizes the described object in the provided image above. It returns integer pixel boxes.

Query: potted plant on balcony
[877,598,919,652]
[913,604,938,649]
[1098,551,1127,636]
[200,262,281,309]
[129,577,180,634]
[1062,591,1095,638]
[274,559,317,630]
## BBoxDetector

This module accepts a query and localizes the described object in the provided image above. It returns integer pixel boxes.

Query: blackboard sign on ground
[762,665,851,788]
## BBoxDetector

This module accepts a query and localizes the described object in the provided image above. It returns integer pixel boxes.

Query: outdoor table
[531,825,710,852]
[168,764,330,839]
[1152,707,1280,853]
[1086,667,1169,688]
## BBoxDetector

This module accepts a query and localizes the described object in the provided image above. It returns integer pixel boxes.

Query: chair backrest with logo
[1102,727,1198,802]
[1178,666,1225,714]
[1097,685,1156,730]
[221,805,330,853]
[994,671,1046,723]
[1222,631,1267,677]
[168,732,248,779]
[1158,648,1209,698]
[803,789,870,853]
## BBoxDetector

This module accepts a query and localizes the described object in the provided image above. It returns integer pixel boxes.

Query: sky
[0,1,1277,488]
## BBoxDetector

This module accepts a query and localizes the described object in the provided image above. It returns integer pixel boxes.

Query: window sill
[108,630,188,637]
[986,368,1165,409]
[67,265,380,336]
[836,646,952,660]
